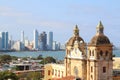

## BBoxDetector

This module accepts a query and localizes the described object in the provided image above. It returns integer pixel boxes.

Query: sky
[0,0,120,46]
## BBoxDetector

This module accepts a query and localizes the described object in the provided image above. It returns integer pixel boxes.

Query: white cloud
[0,6,31,17]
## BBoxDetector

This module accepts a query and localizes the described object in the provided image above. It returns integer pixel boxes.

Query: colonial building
[65,25,87,80]
[44,21,113,80]
[87,21,113,80]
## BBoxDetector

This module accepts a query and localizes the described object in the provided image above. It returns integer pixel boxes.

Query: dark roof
[66,36,84,46]
[89,34,110,45]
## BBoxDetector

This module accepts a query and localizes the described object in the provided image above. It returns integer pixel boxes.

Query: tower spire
[96,21,104,34]
[74,25,79,36]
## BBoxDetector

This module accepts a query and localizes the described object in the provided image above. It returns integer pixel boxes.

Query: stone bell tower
[87,21,113,80]
[65,25,87,80]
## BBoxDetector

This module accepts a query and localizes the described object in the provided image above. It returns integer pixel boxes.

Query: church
[44,21,113,80]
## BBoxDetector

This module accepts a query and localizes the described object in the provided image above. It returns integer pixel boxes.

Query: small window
[90,50,91,56]
[103,67,106,73]
[106,51,108,56]
[91,75,93,80]
[61,71,63,77]
[55,70,57,76]
[52,69,54,75]
[58,70,60,77]
[92,50,94,56]
[91,66,93,72]
[48,70,50,75]
[100,50,103,56]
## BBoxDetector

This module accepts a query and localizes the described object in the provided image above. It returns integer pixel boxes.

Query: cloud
[0,6,31,17]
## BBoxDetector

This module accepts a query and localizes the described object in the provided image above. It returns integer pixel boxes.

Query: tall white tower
[21,31,25,44]
[48,31,53,50]
[33,29,38,50]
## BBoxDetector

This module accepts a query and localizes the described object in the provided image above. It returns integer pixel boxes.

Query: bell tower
[87,21,113,80]
[65,25,87,80]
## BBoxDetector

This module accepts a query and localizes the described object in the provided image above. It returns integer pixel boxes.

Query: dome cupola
[66,25,84,46]
[89,21,110,45]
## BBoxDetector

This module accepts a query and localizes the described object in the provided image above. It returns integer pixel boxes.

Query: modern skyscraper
[33,29,38,50]
[5,32,8,49]
[0,32,8,50]
[38,31,47,50]
[48,32,53,50]
[21,31,25,44]
[21,31,25,50]
[0,37,2,50]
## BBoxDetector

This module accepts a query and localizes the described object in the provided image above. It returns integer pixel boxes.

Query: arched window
[91,75,93,80]
[92,50,94,56]
[100,50,103,56]
[74,66,78,76]
[106,51,108,56]
[90,50,91,56]
[91,66,93,72]
[103,67,106,73]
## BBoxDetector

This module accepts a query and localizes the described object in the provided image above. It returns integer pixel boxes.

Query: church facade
[44,21,113,80]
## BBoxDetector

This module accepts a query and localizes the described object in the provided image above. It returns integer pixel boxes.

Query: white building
[48,32,53,50]
[33,30,38,50]
[11,41,21,51]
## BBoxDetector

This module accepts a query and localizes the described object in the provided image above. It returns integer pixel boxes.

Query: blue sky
[0,0,120,46]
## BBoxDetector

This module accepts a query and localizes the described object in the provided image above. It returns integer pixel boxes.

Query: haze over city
[0,0,120,46]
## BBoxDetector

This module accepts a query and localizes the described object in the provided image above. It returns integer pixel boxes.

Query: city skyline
[0,0,120,46]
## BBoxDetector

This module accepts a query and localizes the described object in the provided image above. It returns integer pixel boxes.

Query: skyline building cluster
[33,30,62,51]
[1,29,65,51]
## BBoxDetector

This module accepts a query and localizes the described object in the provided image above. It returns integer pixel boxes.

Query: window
[91,75,93,80]
[48,70,50,75]
[52,69,54,75]
[61,71,63,77]
[100,50,103,56]
[103,67,106,73]
[92,50,94,56]
[55,70,57,76]
[91,66,93,72]
[90,50,91,56]
[106,51,108,56]
[58,70,60,77]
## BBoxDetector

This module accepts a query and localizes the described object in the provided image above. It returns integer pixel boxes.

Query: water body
[0,50,120,60]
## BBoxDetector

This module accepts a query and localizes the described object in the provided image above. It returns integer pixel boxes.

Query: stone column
[87,60,90,80]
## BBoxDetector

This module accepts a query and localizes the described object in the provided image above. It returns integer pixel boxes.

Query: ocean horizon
[0,50,119,60]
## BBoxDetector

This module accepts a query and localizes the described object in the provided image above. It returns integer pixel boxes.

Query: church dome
[66,25,84,46]
[89,21,111,45]
[67,36,84,46]
[90,34,110,45]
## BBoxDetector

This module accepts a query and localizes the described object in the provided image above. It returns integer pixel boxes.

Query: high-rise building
[0,37,2,50]
[0,32,8,50]
[38,32,47,50]
[5,32,8,49]
[21,31,25,44]
[48,32,53,50]
[52,41,57,50]
[33,29,38,50]
[21,31,25,50]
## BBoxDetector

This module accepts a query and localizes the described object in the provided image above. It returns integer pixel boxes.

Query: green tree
[40,56,56,64]
[26,72,43,80]
[37,55,43,60]
[0,55,12,64]
[0,71,19,80]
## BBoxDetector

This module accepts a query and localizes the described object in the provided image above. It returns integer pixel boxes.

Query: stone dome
[66,25,84,46]
[89,21,111,45]
[90,34,110,45]
[67,36,84,46]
